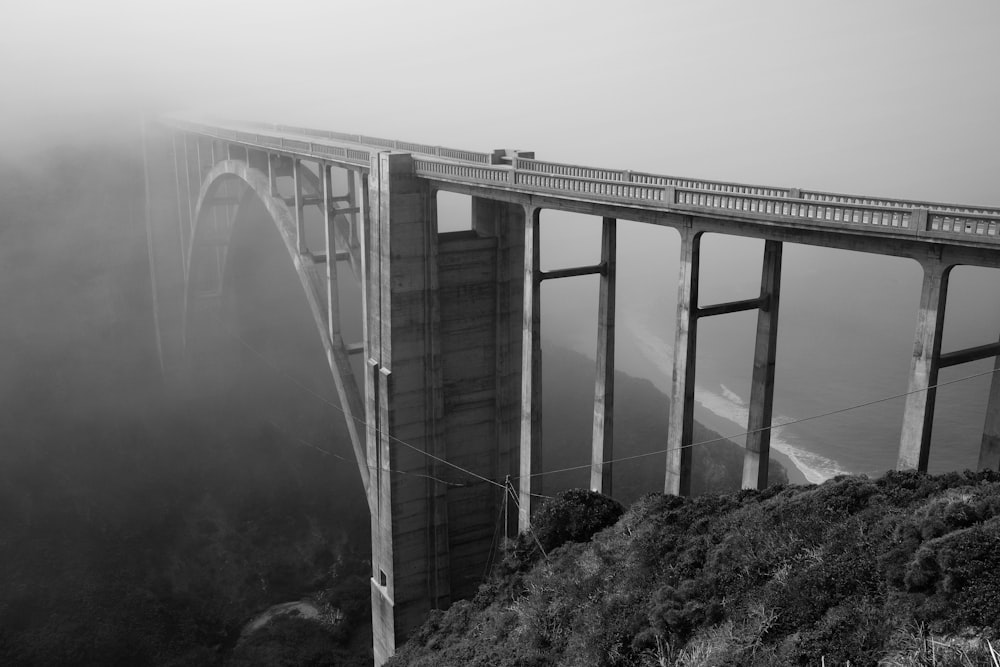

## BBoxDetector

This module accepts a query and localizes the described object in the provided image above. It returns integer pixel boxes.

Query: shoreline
[605,324,831,487]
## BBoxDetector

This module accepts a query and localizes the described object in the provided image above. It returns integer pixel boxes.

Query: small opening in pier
[436,191,472,233]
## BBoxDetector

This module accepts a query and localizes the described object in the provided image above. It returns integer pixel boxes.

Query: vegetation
[389,471,1000,666]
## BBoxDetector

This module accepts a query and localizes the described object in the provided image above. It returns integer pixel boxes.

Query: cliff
[389,470,1000,666]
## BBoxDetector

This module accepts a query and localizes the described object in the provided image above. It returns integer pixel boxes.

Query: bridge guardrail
[268,123,497,165]
[669,186,920,236]
[166,117,1000,246]
[511,157,790,198]
[800,190,1000,217]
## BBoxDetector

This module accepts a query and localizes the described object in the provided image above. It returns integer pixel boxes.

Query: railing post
[666,225,699,496]
[591,217,616,495]
[742,240,783,490]
[897,259,952,471]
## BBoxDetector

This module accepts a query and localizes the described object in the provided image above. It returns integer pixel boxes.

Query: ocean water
[619,303,996,484]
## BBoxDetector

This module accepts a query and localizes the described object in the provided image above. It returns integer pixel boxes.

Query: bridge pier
[897,259,952,471]
[666,227,699,495]
[742,239,783,490]
[591,217,617,495]
[518,206,542,532]
[365,154,527,664]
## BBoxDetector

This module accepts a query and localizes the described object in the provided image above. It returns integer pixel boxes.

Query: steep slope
[389,470,1000,666]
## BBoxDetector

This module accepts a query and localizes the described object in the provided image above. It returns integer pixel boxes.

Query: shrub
[503,489,624,571]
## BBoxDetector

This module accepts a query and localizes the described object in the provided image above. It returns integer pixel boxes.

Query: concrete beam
[939,341,1000,369]
[591,217,616,495]
[742,240,782,490]
[666,227,699,496]
[540,263,605,281]
[696,296,767,319]
[897,260,953,471]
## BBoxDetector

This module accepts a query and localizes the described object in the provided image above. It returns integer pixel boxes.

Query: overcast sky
[3,0,999,205]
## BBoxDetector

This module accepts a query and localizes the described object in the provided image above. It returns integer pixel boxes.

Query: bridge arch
[183,159,371,495]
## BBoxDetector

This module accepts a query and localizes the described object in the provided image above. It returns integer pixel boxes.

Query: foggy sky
[4,0,1000,475]
[3,0,999,206]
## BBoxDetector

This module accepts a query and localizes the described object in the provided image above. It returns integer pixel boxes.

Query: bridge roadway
[157,116,1000,664]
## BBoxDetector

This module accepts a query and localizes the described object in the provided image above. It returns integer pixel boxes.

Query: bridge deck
[165,115,1000,256]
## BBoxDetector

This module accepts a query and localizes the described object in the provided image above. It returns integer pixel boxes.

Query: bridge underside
[147,120,1000,666]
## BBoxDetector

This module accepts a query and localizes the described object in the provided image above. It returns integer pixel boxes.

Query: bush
[503,489,624,571]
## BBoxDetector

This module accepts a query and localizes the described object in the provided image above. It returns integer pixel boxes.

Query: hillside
[389,470,1000,666]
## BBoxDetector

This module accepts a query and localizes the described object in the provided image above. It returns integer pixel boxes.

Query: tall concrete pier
[150,117,1000,664]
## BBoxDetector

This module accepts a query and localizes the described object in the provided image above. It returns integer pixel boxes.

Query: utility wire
[203,311,507,491]
[506,480,549,562]
[517,364,1000,481]
[265,416,469,489]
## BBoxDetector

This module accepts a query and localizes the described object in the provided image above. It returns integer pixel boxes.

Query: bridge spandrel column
[666,227,700,496]
[978,339,1000,471]
[591,217,616,495]
[519,206,542,532]
[743,240,783,490]
[897,260,952,472]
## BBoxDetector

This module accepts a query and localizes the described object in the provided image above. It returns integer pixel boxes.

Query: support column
[293,158,305,254]
[978,339,1000,471]
[897,259,951,471]
[323,164,340,339]
[666,226,700,496]
[472,196,526,540]
[742,240,783,490]
[267,153,277,197]
[170,132,189,275]
[591,217,616,495]
[519,206,542,531]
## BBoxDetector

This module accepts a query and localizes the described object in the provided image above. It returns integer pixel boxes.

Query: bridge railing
[239,121,499,165]
[413,155,1000,244]
[166,117,1000,245]
[799,189,1000,217]
[511,157,790,198]
[167,118,376,168]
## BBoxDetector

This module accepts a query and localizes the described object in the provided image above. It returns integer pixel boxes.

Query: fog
[2,0,1000,662]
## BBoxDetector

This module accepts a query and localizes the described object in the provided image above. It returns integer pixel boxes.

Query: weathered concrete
[519,206,543,531]
[980,343,1000,471]
[897,260,952,471]
[666,226,699,496]
[742,240,782,490]
[591,217,616,495]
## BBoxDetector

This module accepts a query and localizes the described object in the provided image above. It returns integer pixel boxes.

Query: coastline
[613,318,839,487]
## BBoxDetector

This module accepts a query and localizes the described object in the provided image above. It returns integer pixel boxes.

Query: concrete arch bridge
[144,116,1000,664]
